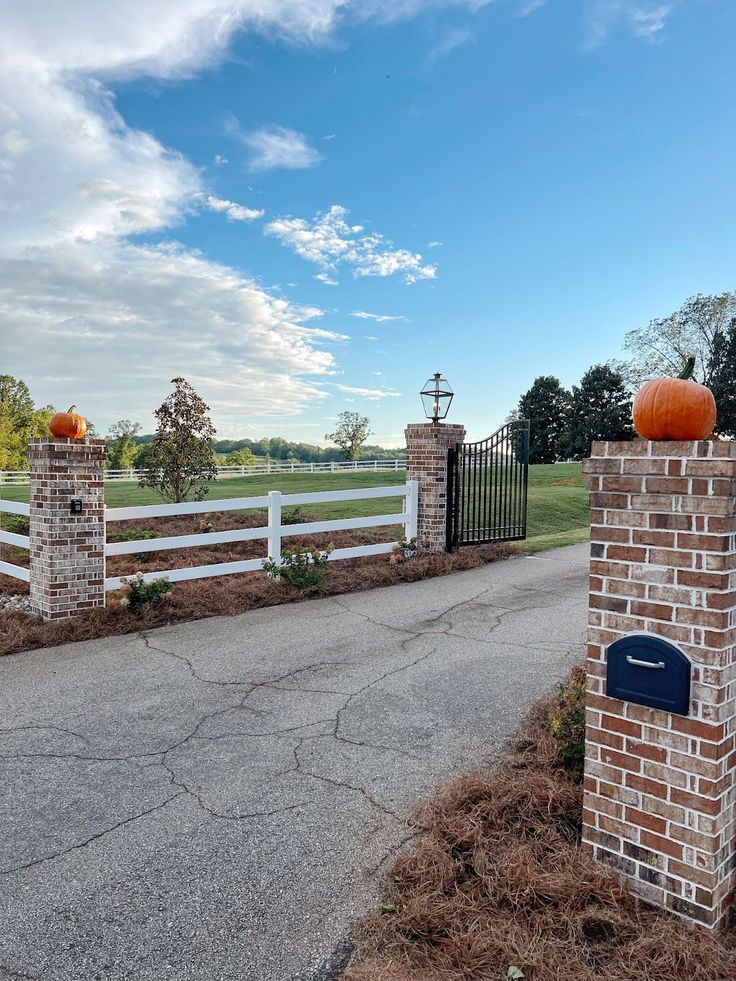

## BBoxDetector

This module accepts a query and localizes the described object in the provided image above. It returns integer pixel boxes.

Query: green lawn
[1,464,588,547]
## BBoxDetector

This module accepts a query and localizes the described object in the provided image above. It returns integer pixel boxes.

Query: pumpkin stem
[678,357,696,381]
[67,405,76,413]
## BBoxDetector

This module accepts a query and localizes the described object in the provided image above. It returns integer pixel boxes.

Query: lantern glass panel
[420,374,454,422]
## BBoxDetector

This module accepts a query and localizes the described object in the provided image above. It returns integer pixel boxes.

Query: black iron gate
[446,420,530,550]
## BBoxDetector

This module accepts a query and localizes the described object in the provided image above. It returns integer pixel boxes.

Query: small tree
[324,411,372,461]
[107,419,142,471]
[518,376,571,464]
[138,378,218,503]
[225,447,255,467]
[565,364,633,460]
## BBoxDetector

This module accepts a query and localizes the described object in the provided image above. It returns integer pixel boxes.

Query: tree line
[514,291,736,464]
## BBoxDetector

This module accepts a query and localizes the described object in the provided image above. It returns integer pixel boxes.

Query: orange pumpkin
[632,358,716,441]
[48,405,87,440]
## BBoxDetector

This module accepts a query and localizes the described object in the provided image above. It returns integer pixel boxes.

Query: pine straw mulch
[0,509,510,657]
[343,674,736,981]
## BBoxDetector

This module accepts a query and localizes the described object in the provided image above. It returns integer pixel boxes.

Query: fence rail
[0,499,31,583]
[0,458,407,486]
[104,482,418,591]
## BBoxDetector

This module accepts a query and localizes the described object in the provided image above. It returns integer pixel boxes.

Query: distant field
[1,463,588,547]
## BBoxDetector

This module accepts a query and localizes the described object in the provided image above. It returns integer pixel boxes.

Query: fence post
[405,479,419,541]
[267,490,282,566]
[28,437,107,620]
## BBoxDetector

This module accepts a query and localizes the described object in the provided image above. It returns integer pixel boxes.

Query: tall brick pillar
[28,438,107,620]
[583,439,736,928]
[404,422,465,553]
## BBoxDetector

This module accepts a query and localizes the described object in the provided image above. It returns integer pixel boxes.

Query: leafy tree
[565,364,633,459]
[325,411,373,461]
[225,447,255,467]
[138,377,218,503]
[518,376,571,464]
[0,376,54,470]
[708,318,736,436]
[622,292,736,387]
[107,419,142,470]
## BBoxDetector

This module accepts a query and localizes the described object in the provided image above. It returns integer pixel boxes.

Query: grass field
[0,463,588,548]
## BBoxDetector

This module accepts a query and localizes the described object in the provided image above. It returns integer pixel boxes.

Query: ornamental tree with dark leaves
[138,377,218,503]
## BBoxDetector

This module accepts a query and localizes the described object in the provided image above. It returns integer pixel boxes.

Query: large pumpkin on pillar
[632,357,716,441]
[48,405,87,440]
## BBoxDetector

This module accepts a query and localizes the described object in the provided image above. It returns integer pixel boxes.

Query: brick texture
[28,438,107,620]
[583,439,736,929]
[404,422,465,554]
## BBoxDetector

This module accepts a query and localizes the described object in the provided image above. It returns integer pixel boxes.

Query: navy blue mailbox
[606,634,691,715]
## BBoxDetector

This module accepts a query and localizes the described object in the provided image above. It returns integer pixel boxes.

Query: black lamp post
[420,372,454,423]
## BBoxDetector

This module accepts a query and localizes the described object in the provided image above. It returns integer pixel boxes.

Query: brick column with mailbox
[404,422,465,553]
[28,438,107,620]
[583,439,736,929]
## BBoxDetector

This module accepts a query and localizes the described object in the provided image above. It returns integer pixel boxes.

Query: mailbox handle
[626,655,665,670]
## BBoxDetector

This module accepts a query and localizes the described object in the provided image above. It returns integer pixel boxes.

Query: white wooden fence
[0,499,31,583]
[0,458,407,486]
[105,481,417,590]
[1,482,418,593]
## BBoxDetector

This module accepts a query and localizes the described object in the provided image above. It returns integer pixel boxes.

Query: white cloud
[314,271,339,285]
[213,153,229,165]
[427,240,443,248]
[206,195,264,221]
[0,241,345,431]
[239,123,322,172]
[265,205,437,285]
[351,310,408,322]
[584,1,674,46]
[429,26,473,62]
[335,384,401,400]
[323,133,336,140]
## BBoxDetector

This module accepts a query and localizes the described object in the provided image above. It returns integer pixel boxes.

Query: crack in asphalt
[0,792,184,875]
[1,578,578,878]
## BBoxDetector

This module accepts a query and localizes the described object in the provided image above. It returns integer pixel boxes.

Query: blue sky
[1,1,734,444]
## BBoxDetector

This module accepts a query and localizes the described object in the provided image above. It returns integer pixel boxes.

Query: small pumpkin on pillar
[632,356,717,441]
[48,405,88,440]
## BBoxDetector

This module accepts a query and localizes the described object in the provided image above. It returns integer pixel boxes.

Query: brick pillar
[404,422,465,553]
[583,439,736,929]
[28,438,107,620]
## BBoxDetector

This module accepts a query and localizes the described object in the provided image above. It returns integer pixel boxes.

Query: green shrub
[107,529,159,544]
[1,513,29,536]
[120,573,173,612]
[548,665,586,775]
[263,545,334,589]
[281,505,307,525]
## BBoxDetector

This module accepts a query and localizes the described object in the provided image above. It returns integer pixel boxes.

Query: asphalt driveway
[0,543,588,980]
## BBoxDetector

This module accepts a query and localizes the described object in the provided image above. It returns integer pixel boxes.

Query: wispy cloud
[206,195,264,221]
[238,123,322,172]
[335,384,401,400]
[427,240,443,249]
[351,310,408,323]
[429,26,473,63]
[584,1,674,47]
[265,205,437,285]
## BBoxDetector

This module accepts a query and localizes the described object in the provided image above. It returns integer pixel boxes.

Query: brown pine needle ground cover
[0,509,509,656]
[343,673,736,981]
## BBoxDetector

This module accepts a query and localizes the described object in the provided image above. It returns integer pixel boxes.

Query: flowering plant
[390,535,418,564]
[263,544,334,589]
[120,572,173,612]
